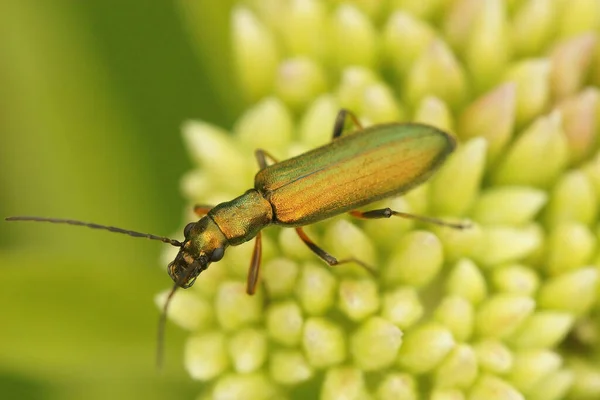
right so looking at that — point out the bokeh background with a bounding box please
[0,1,239,398]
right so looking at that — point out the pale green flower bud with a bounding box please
[405,39,468,110]
[327,5,377,70]
[215,282,263,331]
[376,372,418,400]
[509,311,574,349]
[261,258,299,298]
[298,94,340,147]
[434,344,478,389]
[458,83,516,163]
[545,171,598,229]
[446,259,488,305]
[296,262,337,315]
[472,187,547,226]
[557,0,600,39]
[469,374,524,400]
[382,11,435,75]
[473,224,543,267]
[465,0,510,92]
[323,219,376,270]
[527,369,574,400]
[380,286,424,329]
[155,289,213,331]
[511,0,556,57]
[336,66,378,112]
[475,294,535,338]
[383,230,443,287]
[232,7,279,101]
[338,278,380,321]
[473,339,513,374]
[350,316,403,371]
[397,322,455,373]
[278,226,318,262]
[569,358,600,399]
[582,151,600,198]
[228,328,267,373]
[504,59,551,125]
[235,97,293,154]
[491,264,539,296]
[434,295,474,342]
[432,221,483,264]
[361,82,405,124]
[414,96,454,133]
[431,389,465,400]
[269,350,313,385]
[226,236,273,279]
[275,57,327,111]
[430,137,486,216]
[391,0,448,20]
[550,34,597,100]
[186,331,229,380]
[545,222,596,275]
[443,0,481,51]
[363,198,415,251]
[302,317,346,368]
[558,88,600,165]
[266,300,303,346]
[321,367,368,400]
[508,349,562,394]
[492,111,568,188]
[538,267,599,315]
[212,372,277,400]
[279,0,326,58]
[183,121,249,193]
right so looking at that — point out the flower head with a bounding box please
[158,1,600,398]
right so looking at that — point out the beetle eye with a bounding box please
[210,247,225,262]
[183,222,195,238]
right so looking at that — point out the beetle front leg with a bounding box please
[246,232,263,295]
[255,149,280,170]
[193,205,214,217]
[349,209,470,229]
[294,227,375,274]
[332,109,364,140]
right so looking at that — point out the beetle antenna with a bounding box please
[156,263,198,370]
[5,216,183,247]
[156,281,179,371]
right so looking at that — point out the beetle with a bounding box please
[6,109,468,363]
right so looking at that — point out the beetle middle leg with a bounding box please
[349,209,470,229]
[332,109,364,139]
[294,227,375,274]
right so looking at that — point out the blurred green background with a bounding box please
[0,1,238,398]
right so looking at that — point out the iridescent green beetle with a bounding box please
[7,109,468,363]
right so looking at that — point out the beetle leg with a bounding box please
[193,205,214,217]
[332,109,364,139]
[294,227,375,274]
[246,232,263,295]
[349,209,470,229]
[255,149,280,170]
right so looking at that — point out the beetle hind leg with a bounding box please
[349,208,470,229]
[294,227,375,274]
